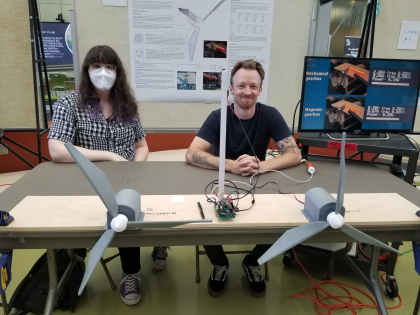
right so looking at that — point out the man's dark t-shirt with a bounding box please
[196,103,291,161]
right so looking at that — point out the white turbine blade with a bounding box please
[126,219,212,230]
[203,0,226,21]
[65,142,118,218]
[335,132,347,214]
[178,8,199,23]
[78,229,115,295]
[188,27,200,61]
[341,224,401,254]
[257,222,330,265]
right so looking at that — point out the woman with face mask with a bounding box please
[48,45,168,306]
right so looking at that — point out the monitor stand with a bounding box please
[325,132,389,141]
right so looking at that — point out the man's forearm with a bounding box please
[260,138,302,171]
[260,151,302,171]
[186,149,220,169]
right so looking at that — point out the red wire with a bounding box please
[0,184,12,186]
[280,191,305,204]
[227,96,241,120]
[291,248,402,314]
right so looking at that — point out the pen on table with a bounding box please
[197,202,205,220]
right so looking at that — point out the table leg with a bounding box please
[405,151,419,185]
[413,285,420,315]
[44,249,58,315]
[386,242,399,276]
[343,246,388,315]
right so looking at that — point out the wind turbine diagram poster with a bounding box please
[128,0,274,103]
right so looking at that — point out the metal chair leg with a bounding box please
[196,246,201,283]
[100,257,117,290]
[264,262,269,281]
[413,285,420,315]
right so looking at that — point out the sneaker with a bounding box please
[242,255,266,297]
[208,264,228,297]
[120,273,141,305]
[152,246,169,270]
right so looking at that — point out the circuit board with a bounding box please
[214,202,236,219]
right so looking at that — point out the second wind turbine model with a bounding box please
[258,132,401,265]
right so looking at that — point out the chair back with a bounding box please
[48,73,69,97]
[49,74,69,90]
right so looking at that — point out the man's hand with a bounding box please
[228,154,261,176]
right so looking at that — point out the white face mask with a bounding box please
[89,67,116,91]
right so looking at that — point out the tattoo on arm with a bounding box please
[282,136,293,143]
[191,150,218,168]
[277,136,299,155]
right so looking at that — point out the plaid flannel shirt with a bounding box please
[48,92,145,161]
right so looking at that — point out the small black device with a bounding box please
[0,211,14,226]
[416,210,420,218]
[197,202,205,220]
[390,164,404,175]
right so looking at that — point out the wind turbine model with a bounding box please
[64,143,212,295]
[178,0,226,61]
[258,132,401,266]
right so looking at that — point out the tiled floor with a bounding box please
[0,150,419,314]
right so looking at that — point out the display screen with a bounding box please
[298,57,420,133]
[41,22,73,66]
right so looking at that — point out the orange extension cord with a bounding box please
[290,248,402,315]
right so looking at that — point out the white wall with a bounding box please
[374,0,420,132]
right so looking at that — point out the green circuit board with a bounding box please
[214,202,236,219]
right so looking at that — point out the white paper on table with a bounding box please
[171,196,185,203]
[103,0,127,6]
[397,21,420,50]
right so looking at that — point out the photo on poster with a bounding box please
[203,41,227,58]
[203,72,222,90]
[177,71,196,90]
[324,96,365,130]
[328,59,370,95]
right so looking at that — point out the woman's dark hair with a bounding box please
[78,45,139,123]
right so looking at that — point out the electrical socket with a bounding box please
[0,144,8,155]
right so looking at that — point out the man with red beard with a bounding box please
[186,60,302,298]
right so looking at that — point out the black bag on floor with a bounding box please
[8,249,86,315]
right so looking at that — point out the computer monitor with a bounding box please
[41,22,73,66]
[298,56,420,134]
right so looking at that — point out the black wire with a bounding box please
[291,100,301,136]
[266,142,283,159]
[204,179,255,211]
[228,101,261,197]
[400,134,420,151]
